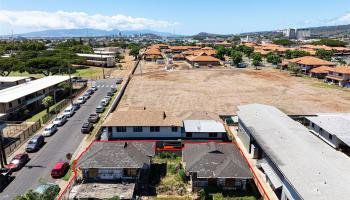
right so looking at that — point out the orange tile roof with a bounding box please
[329,66,350,74]
[182,49,217,56]
[186,53,220,62]
[169,46,201,50]
[310,66,334,74]
[144,48,162,56]
[288,56,335,66]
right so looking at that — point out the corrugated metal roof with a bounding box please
[0,76,70,103]
[183,120,226,133]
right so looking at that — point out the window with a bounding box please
[133,126,143,132]
[209,133,217,138]
[311,123,314,128]
[171,127,178,132]
[116,126,126,132]
[329,134,333,140]
[9,102,12,108]
[108,127,112,133]
[186,132,192,138]
[18,99,21,104]
[150,126,160,132]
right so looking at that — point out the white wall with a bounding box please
[109,126,182,139]
[309,122,341,148]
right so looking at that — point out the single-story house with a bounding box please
[77,141,155,185]
[183,119,226,140]
[183,142,252,192]
[186,52,221,67]
[143,48,163,61]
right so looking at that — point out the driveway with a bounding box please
[0,78,117,199]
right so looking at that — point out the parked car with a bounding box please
[51,161,69,178]
[5,153,29,171]
[34,183,60,197]
[77,96,86,104]
[53,115,67,126]
[96,105,105,113]
[104,96,111,102]
[81,122,93,133]
[106,91,113,97]
[63,106,75,117]
[237,63,247,68]
[100,99,108,107]
[42,123,57,137]
[83,93,90,99]
[110,86,117,93]
[25,135,45,153]
[115,77,123,84]
[88,113,100,123]
[91,85,98,91]
[87,88,94,94]
[72,103,80,111]
[0,168,12,190]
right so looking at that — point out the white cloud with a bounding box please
[328,12,350,25]
[0,10,178,31]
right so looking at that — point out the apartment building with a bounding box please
[326,66,350,87]
[76,53,115,67]
[0,76,28,90]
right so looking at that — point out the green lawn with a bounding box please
[73,67,103,78]
[8,71,44,78]
[62,163,74,181]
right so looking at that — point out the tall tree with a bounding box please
[252,52,262,69]
[42,96,54,113]
[230,50,243,66]
[0,57,19,76]
[266,53,282,65]
[315,49,334,61]
[288,63,301,76]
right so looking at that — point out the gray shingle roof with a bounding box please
[77,142,155,169]
[183,142,252,178]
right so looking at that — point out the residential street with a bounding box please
[0,78,117,200]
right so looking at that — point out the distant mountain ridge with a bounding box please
[2,28,177,38]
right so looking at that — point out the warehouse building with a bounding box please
[236,103,350,200]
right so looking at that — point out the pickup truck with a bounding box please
[0,168,12,190]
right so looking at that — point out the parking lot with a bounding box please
[0,78,117,200]
[118,66,350,116]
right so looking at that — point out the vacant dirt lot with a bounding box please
[118,67,350,116]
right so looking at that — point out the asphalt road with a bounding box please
[1,78,117,199]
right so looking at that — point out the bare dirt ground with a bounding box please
[118,66,350,116]
[110,50,135,78]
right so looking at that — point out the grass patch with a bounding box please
[311,82,350,91]
[153,153,189,196]
[211,193,256,200]
[25,101,62,122]
[156,196,192,200]
[73,67,103,78]
[8,71,44,78]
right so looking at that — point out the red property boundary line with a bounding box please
[57,140,271,200]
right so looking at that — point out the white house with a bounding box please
[183,120,226,139]
[102,110,183,140]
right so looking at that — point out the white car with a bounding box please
[100,99,108,107]
[53,115,67,126]
[42,124,57,137]
[77,96,86,104]
[63,106,75,117]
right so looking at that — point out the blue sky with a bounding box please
[1,0,350,35]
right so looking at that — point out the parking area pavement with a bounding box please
[0,78,117,200]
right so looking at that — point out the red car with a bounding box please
[51,161,69,178]
[5,153,29,171]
